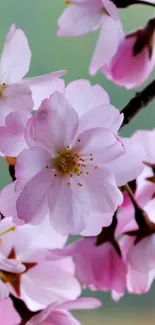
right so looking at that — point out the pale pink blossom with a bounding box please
[0,297,21,325]
[0,217,80,311]
[104,20,155,88]
[58,1,123,75]
[10,83,145,235]
[0,24,65,126]
[27,298,102,325]
[0,81,145,235]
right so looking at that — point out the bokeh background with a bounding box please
[0,1,155,324]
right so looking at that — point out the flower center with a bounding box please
[53,148,80,176]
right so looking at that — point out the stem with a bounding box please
[114,0,155,8]
[131,0,155,8]
[120,79,155,128]
[8,164,16,181]
[125,184,148,228]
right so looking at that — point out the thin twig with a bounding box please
[120,79,155,128]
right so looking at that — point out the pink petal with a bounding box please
[22,258,81,311]
[0,111,29,156]
[127,267,155,294]
[73,127,124,164]
[58,6,102,37]
[58,297,102,310]
[48,178,87,235]
[26,93,79,152]
[72,166,123,213]
[16,169,52,224]
[105,137,146,186]
[0,84,33,126]
[27,309,81,325]
[16,147,50,190]
[0,281,9,300]
[65,79,110,117]
[132,129,155,163]
[23,72,66,110]
[0,258,25,273]
[0,298,21,324]
[127,235,155,272]
[0,25,31,83]
[81,211,112,236]
[90,16,124,75]
[77,104,123,134]
[0,183,19,220]
[102,0,119,20]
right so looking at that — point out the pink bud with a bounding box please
[104,18,155,88]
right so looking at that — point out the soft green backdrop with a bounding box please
[0,1,155,323]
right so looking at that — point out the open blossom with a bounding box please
[7,78,145,235]
[58,1,123,75]
[0,298,21,325]
[104,18,155,88]
[48,238,127,301]
[0,217,80,311]
[27,298,101,325]
[0,24,65,127]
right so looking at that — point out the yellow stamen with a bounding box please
[53,148,80,176]
[0,226,16,238]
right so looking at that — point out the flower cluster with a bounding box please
[1,0,155,323]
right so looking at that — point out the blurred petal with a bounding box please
[0,24,31,83]
[90,16,124,75]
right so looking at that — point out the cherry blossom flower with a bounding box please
[104,18,155,88]
[0,217,80,311]
[0,297,21,325]
[10,82,145,235]
[0,80,145,235]
[58,1,123,76]
[26,298,102,325]
[0,24,65,127]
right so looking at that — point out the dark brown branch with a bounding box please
[113,0,155,8]
[120,79,155,128]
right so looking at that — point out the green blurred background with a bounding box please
[0,1,155,323]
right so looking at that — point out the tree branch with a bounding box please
[120,79,155,128]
